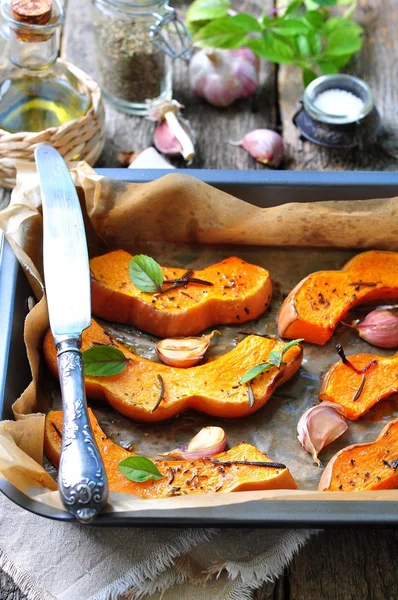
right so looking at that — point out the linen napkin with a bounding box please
[0,492,317,600]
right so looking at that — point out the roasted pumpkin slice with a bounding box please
[319,419,398,491]
[43,319,303,422]
[45,409,298,497]
[90,250,272,337]
[319,352,398,420]
[278,251,398,345]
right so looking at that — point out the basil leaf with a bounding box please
[281,338,304,357]
[324,29,362,56]
[118,456,164,483]
[230,13,262,33]
[284,0,303,16]
[194,18,247,48]
[129,255,163,293]
[322,17,363,37]
[303,67,318,87]
[247,32,294,63]
[308,32,322,55]
[317,60,339,74]
[311,0,337,5]
[272,18,310,37]
[294,34,311,58]
[186,0,231,22]
[305,11,324,29]
[240,362,274,384]
[83,346,128,377]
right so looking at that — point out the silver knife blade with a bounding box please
[35,145,91,336]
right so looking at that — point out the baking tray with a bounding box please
[1,169,398,527]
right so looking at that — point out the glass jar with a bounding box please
[91,0,190,115]
[0,0,91,133]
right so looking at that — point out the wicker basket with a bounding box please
[0,60,105,188]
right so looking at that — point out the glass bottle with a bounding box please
[91,0,191,116]
[0,0,91,133]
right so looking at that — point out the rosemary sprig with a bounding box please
[352,374,366,402]
[240,338,303,384]
[209,458,286,469]
[151,374,165,413]
[336,344,377,375]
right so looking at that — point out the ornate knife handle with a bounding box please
[55,335,109,523]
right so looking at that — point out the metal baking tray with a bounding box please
[1,169,398,527]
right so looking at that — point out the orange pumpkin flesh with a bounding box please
[43,320,303,422]
[319,419,398,491]
[90,251,272,338]
[319,352,398,420]
[45,409,298,497]
[277,251,398,345]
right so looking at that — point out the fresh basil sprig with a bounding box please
[240,338,303,384]
[83,346,129,377]
[129,255,164,293]
[118,456,165,483]
[186,0,363,85]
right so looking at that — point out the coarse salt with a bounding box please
[313,88,365,120]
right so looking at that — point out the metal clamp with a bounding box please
[150,6,192,61]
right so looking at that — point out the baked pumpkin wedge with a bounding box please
[319,419,398,491]
[45,409,298,497]
[43,319,303,422]
[277,251,398,345]
[90,250,272,337]
[319,351,398,420]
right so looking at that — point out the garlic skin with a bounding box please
[156,331,219,368]
[297,402,348,466]
[147,99,196,161]
[354,309,398,348]
[158,426,227,460]
[231,129,284,167]
[189,48,259,107]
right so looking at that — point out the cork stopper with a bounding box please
[11,0,53,42]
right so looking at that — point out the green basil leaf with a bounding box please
[324,29,362,56]
[284,0,303,16]
[281,338,304,357]
[129,255,163,293]
[83,346,128,377]
[317,60,339,74]
[186,0,231,22]
[118,456,165,483]
[330,53,354,68]
[304,11,324,29]
[311,0,337,5]
[303,67,318,86]
[230,13,262,33]
[308,31,322,55]
[194,18,247,48]
[321,17,363,37]
[247,32,294,63]
[240,362,274,384]
[294,34,311,59]
[272,18,310,37]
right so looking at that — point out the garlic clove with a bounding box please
[153,121,183,157]
[158,426,227,460]
[297,402,348,466]
[147,99,196,161]
[231,129,284,167]
[156,331,219,368]
[354,308,398,348]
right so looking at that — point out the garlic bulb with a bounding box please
[231,129,284,167]
[354,308,398,348]
[189,47,259,107]
[156,331,220,368]
[158,426,227,460]
[297,402,348,466]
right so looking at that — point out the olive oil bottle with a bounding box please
[0,0,90,133]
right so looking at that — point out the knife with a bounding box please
[35,145,108,523]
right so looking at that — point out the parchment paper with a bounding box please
[0,162,397,512]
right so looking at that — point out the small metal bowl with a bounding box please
[293,74,381,148]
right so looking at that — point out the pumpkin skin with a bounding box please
[45,409,298,498]
[90,250,272,338]
[319,351,398,420]
[43,319,303,422]
[319,419,398,491]
[277,251,398,345]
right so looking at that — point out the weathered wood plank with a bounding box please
[287,529,398,600]
[62,0,278,169]
[278,0,398,170]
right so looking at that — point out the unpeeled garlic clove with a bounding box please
[230,129,284,167]
[354,308,398,348]
[156,331,219,368]
[147,99,196,161]
[158,426,227,460]
[297,402,348,466]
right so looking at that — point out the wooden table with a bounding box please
[1,0,398,598]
